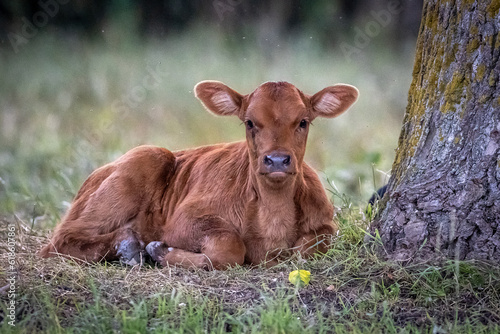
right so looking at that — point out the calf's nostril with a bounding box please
[283,155,291,166]
[264,156,273,166]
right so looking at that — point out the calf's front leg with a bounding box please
[147,215,246,270]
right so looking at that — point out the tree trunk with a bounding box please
[370,0,500,262]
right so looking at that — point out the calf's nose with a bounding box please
[263,153,292,173]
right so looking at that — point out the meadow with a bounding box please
[0,25,409,220]
[2,27,499,333]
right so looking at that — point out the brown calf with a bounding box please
[40,80,358,269]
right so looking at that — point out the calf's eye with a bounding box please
[246,120,254,130]
[299,119,308,129]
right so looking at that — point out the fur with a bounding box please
[40,80,359,269]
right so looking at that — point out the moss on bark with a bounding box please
[370,0,500,263]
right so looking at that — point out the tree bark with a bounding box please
[370,0,500,262]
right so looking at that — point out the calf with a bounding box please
[40,80,358,269]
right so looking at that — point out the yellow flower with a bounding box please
[288,270,311,287]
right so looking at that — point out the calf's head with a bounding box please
[195,81,358,188]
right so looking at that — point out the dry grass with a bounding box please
[2,209,500,333]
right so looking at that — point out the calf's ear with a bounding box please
[194,81,243,116]
[311,84,359,118]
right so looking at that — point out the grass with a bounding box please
[1,206,500,333]
[0,24,407,222]
[2,26,500,333]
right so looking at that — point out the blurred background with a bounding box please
[0,0,423,224]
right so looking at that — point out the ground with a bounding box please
[1,205,500,333]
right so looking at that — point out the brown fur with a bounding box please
[40,80,359,269]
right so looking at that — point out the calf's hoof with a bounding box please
[146,241,171,264]
[115,238,146,266]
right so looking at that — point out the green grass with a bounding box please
[0,24,408,221]
[2,26,499,333]
[1,207,500,333]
